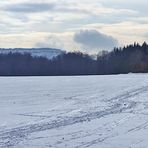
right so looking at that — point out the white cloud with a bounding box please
[0,0,147,51]
[74,30,118,51]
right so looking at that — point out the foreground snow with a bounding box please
[0,74,148,147]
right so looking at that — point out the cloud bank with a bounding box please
[74,30,118,51]
[5,3,55,13]
[0,0,147,51]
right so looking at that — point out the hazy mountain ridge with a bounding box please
[0,48,64,59]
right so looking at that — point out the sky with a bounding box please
[0,0,148,53]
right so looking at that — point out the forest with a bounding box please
[0,42,148,76]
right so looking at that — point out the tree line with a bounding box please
[0,42,148,76]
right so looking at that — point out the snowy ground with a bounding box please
[1,74,148,148]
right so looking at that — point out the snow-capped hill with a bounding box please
[0,48,64,59]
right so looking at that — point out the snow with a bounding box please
[1,74,148,147]
[0,48,63,59]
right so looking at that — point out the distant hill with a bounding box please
[0,48,64,59]
[0,42,148,76]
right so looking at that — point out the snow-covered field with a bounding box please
[1,74,148,148]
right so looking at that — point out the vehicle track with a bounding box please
[0,85,148,147]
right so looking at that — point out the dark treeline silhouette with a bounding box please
[97,42,148,74]
[0,42,148,76]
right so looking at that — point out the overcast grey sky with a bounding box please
[0,0,148,52]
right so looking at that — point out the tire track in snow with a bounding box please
[0,85,148,147]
